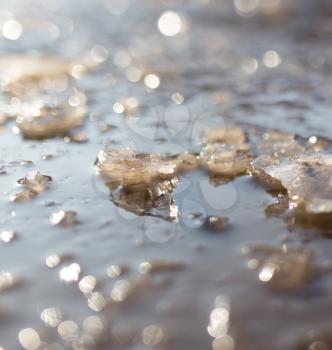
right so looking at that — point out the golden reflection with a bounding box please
[144,74,160,89]
[0,271,14,292]
[138,262,152,274]
[41,307,63,327]
[262,50,282,68]
[207,307,230,338]
[2,19,23,40]
[0,230,16,243]
[79,275,97,294]
[106,264,123,278]
[18,328,41,350]
[82,315,105,336]
[207,295,233,347]
[110,279,132,302]
[212,335,235,350]
[90,45,109,63]
[57,320,79,341]
[241,57,258,74]
[87,292,108,312]
[45,254,61,268]
[142,324,165,346]
[59,263,81,283]
[234,0,259,17]
[50,210,78,227]
[158,11,183,37]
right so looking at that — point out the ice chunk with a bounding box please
[96,148,180,186]
[107,179,179,222]
[11,171,52,202]
[50,210,78,227]
[244,244,313,290]
[263,153,332,214]
[17,171,52,192]
[250,137,306,190]
[200,143,251,177]
[0,54,69,86]
[96,148,184,221]
[175,152,200,171]
[202,126,246,145]
[16,104,85,139]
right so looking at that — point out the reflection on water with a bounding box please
[1,0,332,349]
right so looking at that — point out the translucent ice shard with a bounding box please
[250,129,304,177]
[249,129,308,189]
[107,179,179,222]
[11,171,52,202]
[16,103,86,139]
[96,147,180,186]
[175,152,200,171]
[244,244,313,290]
[96,147,182,221]
[200,125,251,178]
[50,210,78,227]
[0,54,70,87]
[202,126,246,145]
[262,153,332,214]
[17,171,52,192]
[200,143,251,177]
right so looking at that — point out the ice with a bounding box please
[18,171,52,191]
[11,171,52,202]
[96,148,180,186]
[244,244,313,290]
[249,129,308,189]
[107,179,179,222]
[176,152,200,171]
[200,143,251,177]
[263,153,332,214]
[50,210,78,227]
[200,125,251,177]
[16,104,86,139]
[0,54,69,87]
[202,126,246,145]
[96,148,183,221]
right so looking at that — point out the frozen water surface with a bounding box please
[1,0,332,349]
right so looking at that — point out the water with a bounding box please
[1,1,332,349]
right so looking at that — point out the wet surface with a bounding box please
[1,0,332,349]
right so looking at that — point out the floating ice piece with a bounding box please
[250,133,307,190]
[96,148,184,221]
[108,179,179,222]
[202,126,246,145]
[18,171,52,191]
[50,210,78,227]
[11,171,52,202]
[0,54,70,86]
[263,153,332,214]
[96,148,180,186]
[175,152,200,171]
[200,143,251,177]
[16,104,85,139]
[244,244,313,290]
